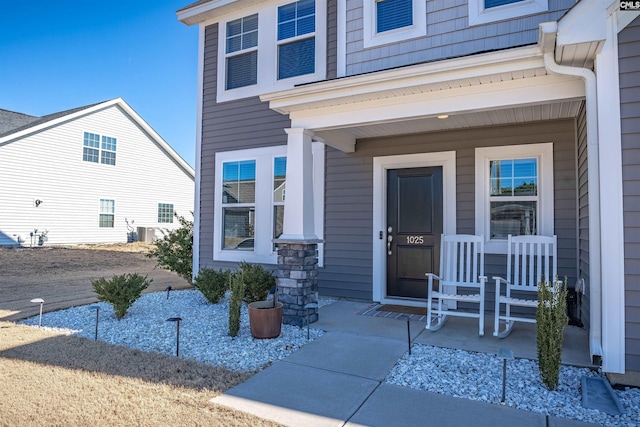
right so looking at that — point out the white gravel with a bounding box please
[20,290,640,426]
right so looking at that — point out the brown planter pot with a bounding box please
[248,301,283,339]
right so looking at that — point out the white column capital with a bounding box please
[284,127,315,138]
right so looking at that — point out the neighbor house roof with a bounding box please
[0,98,194,180]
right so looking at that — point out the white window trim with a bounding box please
[213,144,325,265]
[99,198,115,229]
[475,143,554,254]
[468,0,548,27]
[216,0,327,103]
[363,0,426,49]
[372,151,456,306]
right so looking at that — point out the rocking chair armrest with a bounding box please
[478,275,488,284]
[425,273,441,281]
[493,276,508,284]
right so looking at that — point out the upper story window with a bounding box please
[216,0,326,103]
[83,132,117,166]
[277,0,315,80]
[376,0,412,33]
[468,0,548,26]
[225,14,258,90]
[363,0,426,48]
[475,143,554,254]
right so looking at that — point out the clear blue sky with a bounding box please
[0,1,199,167]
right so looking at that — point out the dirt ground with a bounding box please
[0,242,192,321]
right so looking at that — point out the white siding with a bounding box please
[0,104,194,246]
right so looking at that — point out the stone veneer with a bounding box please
[275,240,319,327]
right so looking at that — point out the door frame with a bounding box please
[372,151,457,307]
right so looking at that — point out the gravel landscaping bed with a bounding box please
[20,290,639,426]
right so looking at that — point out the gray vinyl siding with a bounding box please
[344,0,577,75]
[321,120,578,303]
[620,16,640,372]
[198,23,291,271]
[576,102,590,330]
[327,0,338,79]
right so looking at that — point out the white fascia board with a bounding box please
[289,74,585,131]
[261,45,544,113]
[178,0,269,26]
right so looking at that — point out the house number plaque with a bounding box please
[406,236,424,245]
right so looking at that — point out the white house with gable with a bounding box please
[0,98,195,246]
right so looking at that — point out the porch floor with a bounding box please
[318,299,595,369]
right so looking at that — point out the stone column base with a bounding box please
[275,240,320,327]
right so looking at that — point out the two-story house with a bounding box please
[0,98,195,246]
[178,0,640,382]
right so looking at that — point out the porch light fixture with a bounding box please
[30,298,44,327]
[436,114,449,119]
[88,305,100,340]
[166,317,182,357]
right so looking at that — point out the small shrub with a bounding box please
[91,273,152,320]
[148,213,193,284]
[236,261,275,304]
[228,273,244,337]
[194,268,230,304]
[536,278,569,390]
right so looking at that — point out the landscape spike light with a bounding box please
[166,317,182,357]
[303,303,318,340]
[165,286,172,300]
[88,305,100,340]
[30,298,44,327]
[498,347,514,403]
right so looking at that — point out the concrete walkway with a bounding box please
[212,300,598,427]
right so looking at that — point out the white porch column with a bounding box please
[280,128,318,241]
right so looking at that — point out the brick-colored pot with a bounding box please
[248,301,283,339]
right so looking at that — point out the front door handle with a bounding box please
[387,226,393,255]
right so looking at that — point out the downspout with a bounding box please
[539,22,603,361]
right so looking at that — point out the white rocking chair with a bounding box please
[493,234,557,338]
[426,234,487,336]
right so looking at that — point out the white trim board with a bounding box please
[372,151,456,307]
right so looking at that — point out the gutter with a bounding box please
[539,22,603,362]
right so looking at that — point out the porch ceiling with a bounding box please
[315,100,584,141]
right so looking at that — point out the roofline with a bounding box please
[0,98,195,180]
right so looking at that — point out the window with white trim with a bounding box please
[158,203,174,223]
[468,0,548,26]
[83,132,117,166]
[277,0,315,80]
[475,143,554,254]
[214,145,324,264]
[225,14,258,90]
[99,199,115,228]
[363,0,426,48]
[216,0,327,102]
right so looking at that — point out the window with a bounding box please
[475,143,553,254]
[158,203,174,223]
[83,132,117,166]
[222,160,256,250]
[376,0,412,33]
[226,14,258,90]
[468,0,548,26]
[277,0,315,80]
[363,0,426,48]
[216,0,327,102]
[213,144,324,264]
[83,132,100,163]
[101,136,117,165]
[273,157,286,245]
[99,199,115,228]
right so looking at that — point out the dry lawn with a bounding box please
[0,244,283,426]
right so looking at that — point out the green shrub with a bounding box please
[228,273,244,337]
[236,261,275,304]
[91,273,152,320]
[536,278,568,390]
[148,213,193,284]
[194,268,230,304]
